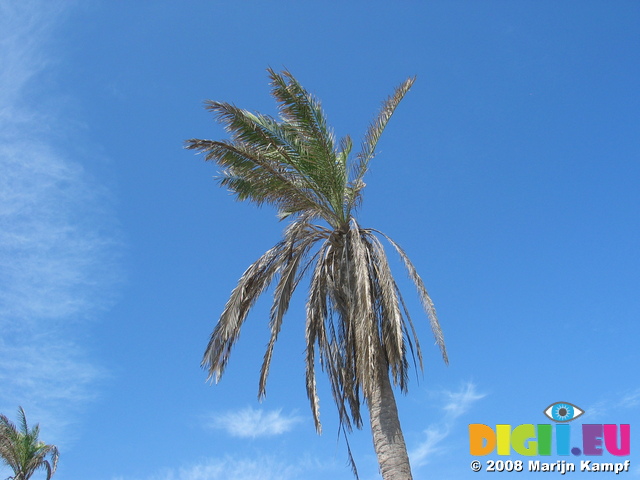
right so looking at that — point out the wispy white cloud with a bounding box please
[0,340,108,444]
[410,382,485,466]
[208,407,302,439]
[0,141,120,326]
[0,0,121,445]
[617,389,640,409]
[0,1,64,110]
[150,456,299,480]
[587,387,640,420]
[112,454,334,480]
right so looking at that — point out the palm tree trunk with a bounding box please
[367,354,413,480]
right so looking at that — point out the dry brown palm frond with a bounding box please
[372,229,448,364]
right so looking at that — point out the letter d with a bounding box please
[469,424,496,455]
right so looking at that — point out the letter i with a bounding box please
[537,424,552,455]
[496,425,511,455]
[556,424,570,455]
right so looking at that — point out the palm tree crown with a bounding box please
[0,407,59,480]
[186,69,447,479]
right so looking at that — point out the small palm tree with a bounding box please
[0,407,59,480]
[186,69,447,480]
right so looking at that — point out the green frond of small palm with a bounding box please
[0,407,59,480]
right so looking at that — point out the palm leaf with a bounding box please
[348,77,416,213]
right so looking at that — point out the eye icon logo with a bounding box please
[543,402,584,422]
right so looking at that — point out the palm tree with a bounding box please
[0,407,59,480]
[186,68,447,480]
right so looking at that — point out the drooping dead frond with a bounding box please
[202,242,287,382]
[259,216,329,398]
[372,229,448,364]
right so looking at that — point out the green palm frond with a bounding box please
[186,116,336,222]
[186,69,350,227]
[268,68,338,174]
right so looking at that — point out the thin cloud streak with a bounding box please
[149,456,300,480]
[0,339,108,444]
[618,389,640,409]
[0,1,63,109]
[112,454,334,480]
[0,0,121,444]
[410,382,485,467]
[0,141,120,326]
[208,407,302,438]
[588,387,640,420]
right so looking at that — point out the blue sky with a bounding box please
[1,1,639,479]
